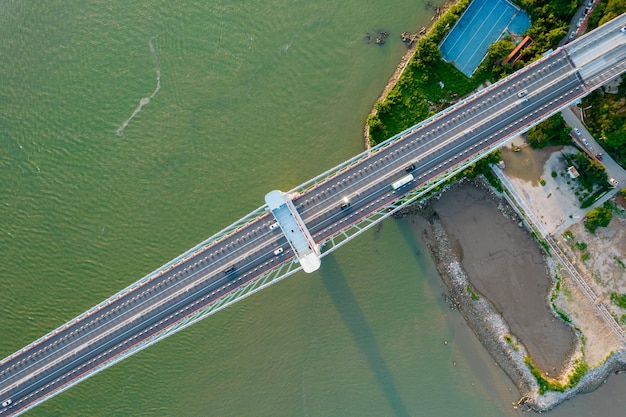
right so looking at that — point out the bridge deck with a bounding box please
[2,13,626,417]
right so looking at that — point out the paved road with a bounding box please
[1,13,626,417]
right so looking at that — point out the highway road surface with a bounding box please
[2,13,625,416]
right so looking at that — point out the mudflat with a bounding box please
[430,182,576,375]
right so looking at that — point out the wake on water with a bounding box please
[115,37,161,136]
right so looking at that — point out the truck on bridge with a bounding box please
[391,173,414,190]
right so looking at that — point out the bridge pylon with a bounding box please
[265,190,320,272]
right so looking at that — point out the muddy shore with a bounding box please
[397,179,626,412]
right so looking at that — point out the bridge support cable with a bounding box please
[3,17,626,415]
[318,75,602,257]
[7,257,304,417]
[0,204,276,371]
[320,140,502,256]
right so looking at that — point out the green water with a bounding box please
[3,0,612,415]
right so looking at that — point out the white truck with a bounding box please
[391,173,414,190]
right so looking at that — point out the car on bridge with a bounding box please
[1,399,12,408]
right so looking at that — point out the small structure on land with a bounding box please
[503,35,534,65]
[567,166,580,179]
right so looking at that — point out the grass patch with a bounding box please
[610,292,626,309]
[466,285,480,301]
[580,186,610,209]
[367,0,477,144]
[550,275,571,323]
[574,241,587,251]
[525,357,588,395]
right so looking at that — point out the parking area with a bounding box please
[439,0,530,77]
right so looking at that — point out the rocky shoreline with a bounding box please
[397,178,626,412]
[362,1,451,149]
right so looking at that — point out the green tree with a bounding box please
[584,206,612,233]
[527,113,571,148]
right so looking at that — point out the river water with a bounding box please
[1,0,624,415]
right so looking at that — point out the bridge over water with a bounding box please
[2,13,626,416]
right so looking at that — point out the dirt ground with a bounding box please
[499,137,626,368]
[429,182,577,375]
[561,211,626,360]
[500,138,588,237]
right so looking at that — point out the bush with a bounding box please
[527,114,572,148]
[610,292,626,309]
[584,205,612,233]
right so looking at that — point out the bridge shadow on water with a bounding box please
[319,255,410,417]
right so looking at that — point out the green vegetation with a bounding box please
[580,252,590,262]
[525,356,588,395]
[368,0,581,145]
[515,0,578,63]
[581,80,626,169]
[610,292,626,309]
[587,0,626,30]
[466,284,480,301]
[550,274,572,322]
[563,230,574,241]
[551,170,557,178]
[584,204,613,233]
[527,114,572,148]
[615,257,626,269]
[539,238,550,254]
[367,0,476,144]
[563,152,608,190]
[580,187,609,209]
[504,334,513,344]
[573,241,587,251]
[582,0,626,169]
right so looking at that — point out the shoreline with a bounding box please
[397,178,626,412]
[362,1,453,150]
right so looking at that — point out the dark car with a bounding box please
[224,265,236,275]
[405,164,415,172]
[595,153,603,160]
